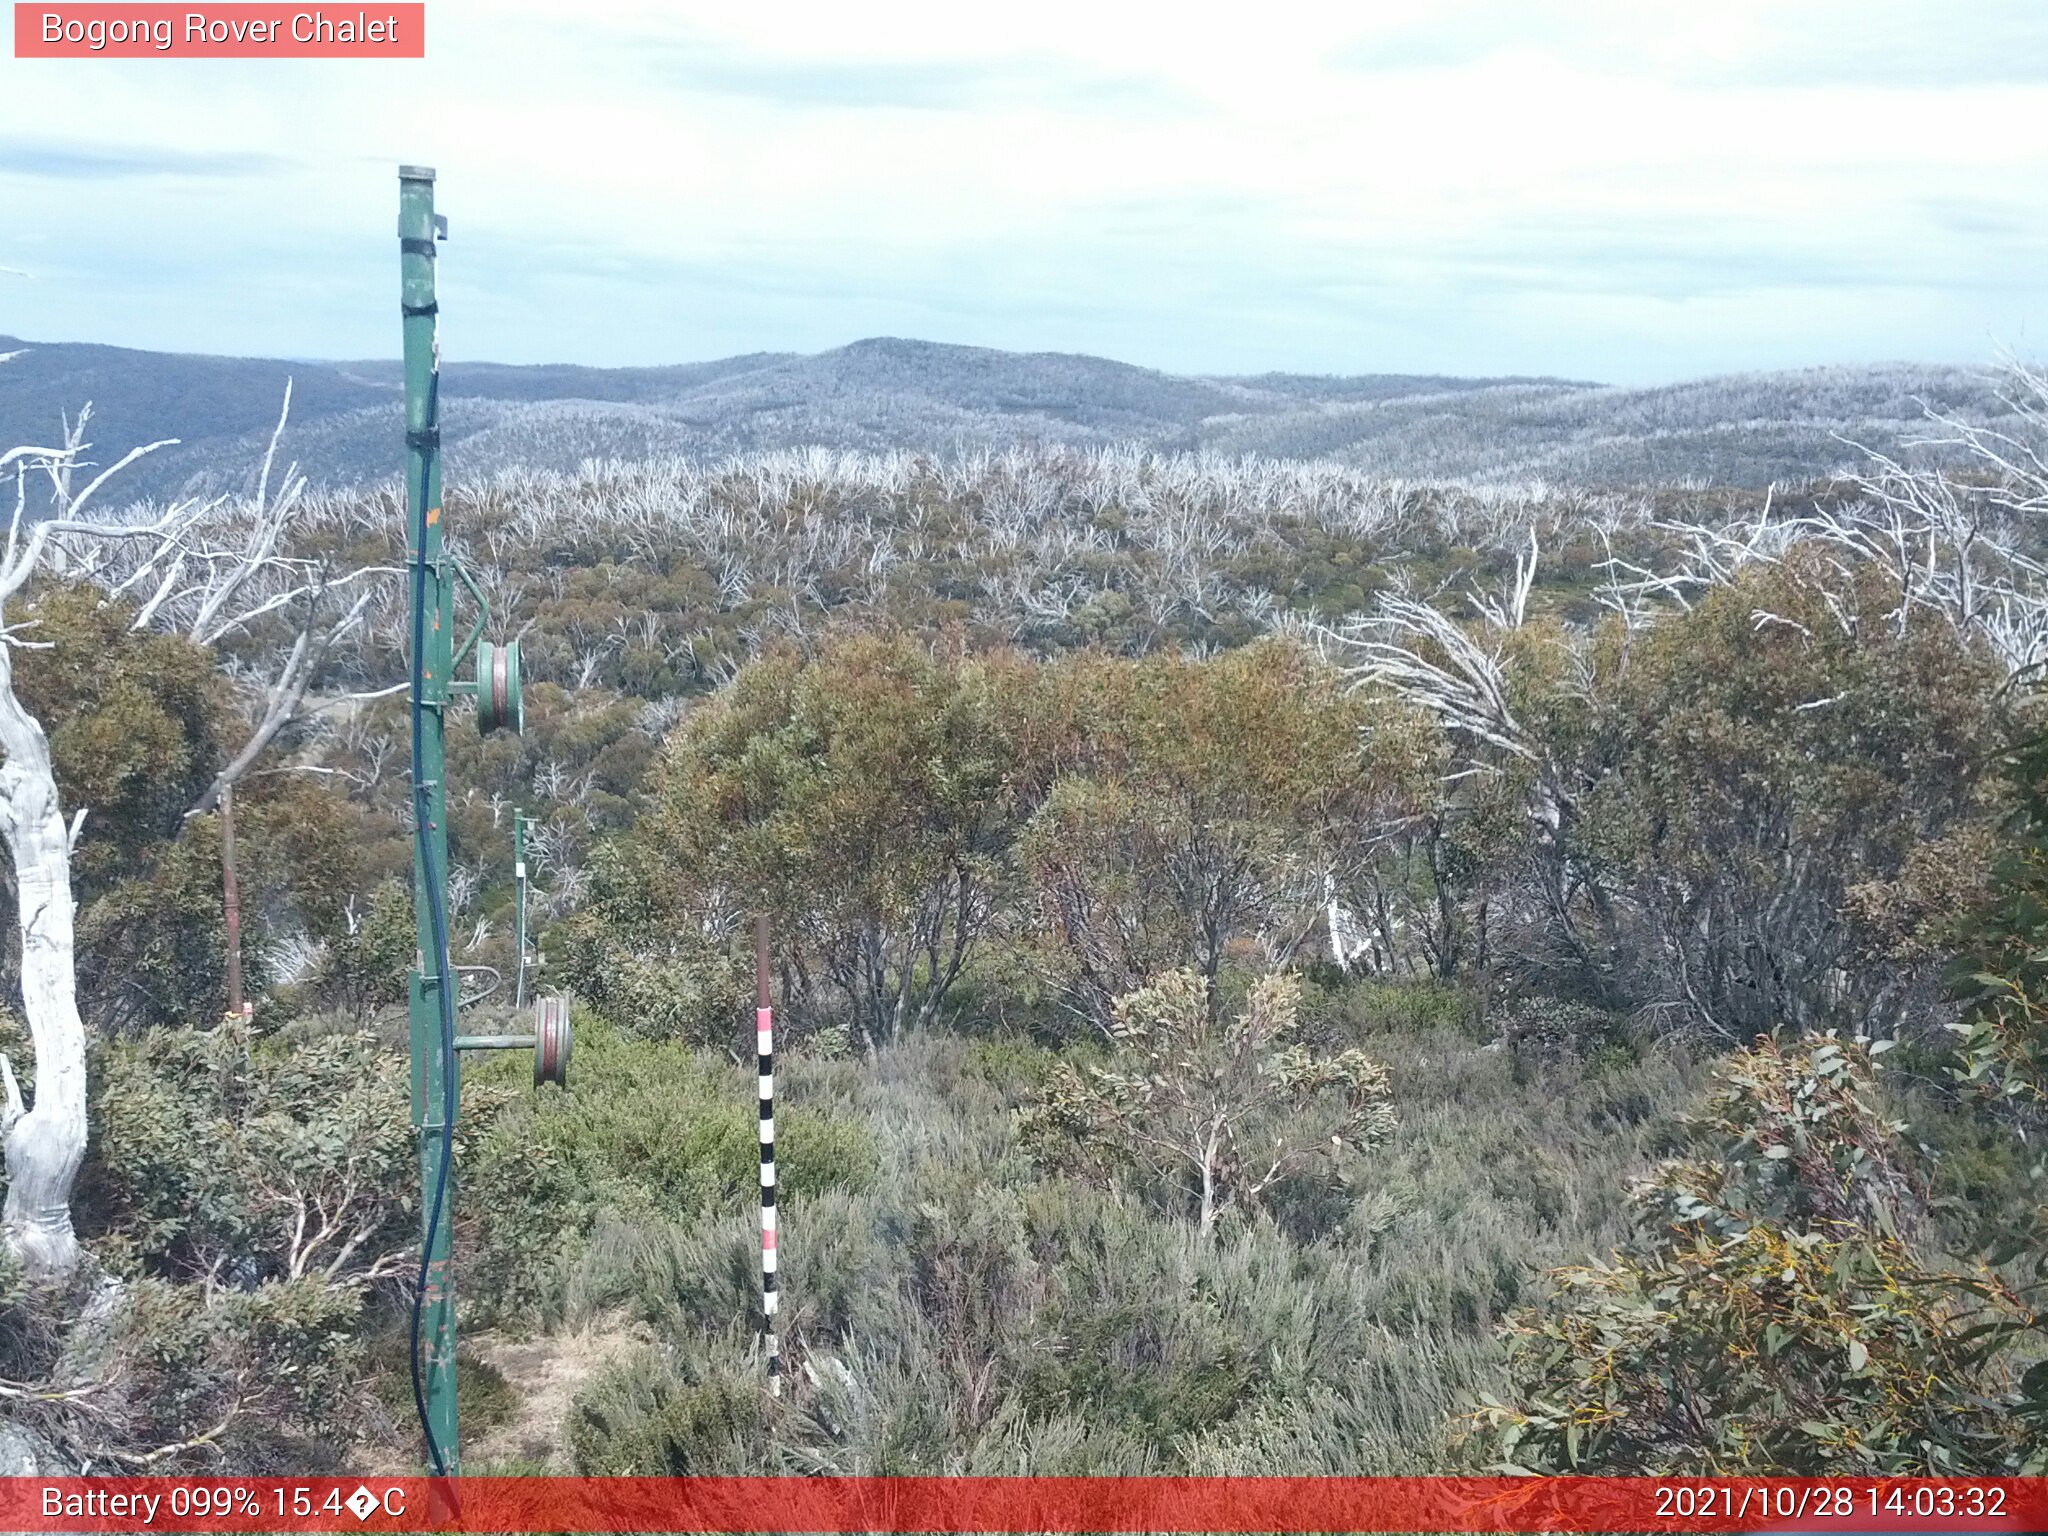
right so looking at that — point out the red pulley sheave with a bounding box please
[534,994,572,1087]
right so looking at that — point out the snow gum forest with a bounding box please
[1,346,2046,1477]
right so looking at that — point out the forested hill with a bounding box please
[0,331,2008,502]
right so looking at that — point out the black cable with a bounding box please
[405,360,459,1482]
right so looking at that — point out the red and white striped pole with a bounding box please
[755,914,781,1396]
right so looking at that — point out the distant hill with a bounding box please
[0,333,2009,503]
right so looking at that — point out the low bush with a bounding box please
[558,1013,1701,1475]
[1471,1037,2040,1474]
[465,1012,879,1319]
[83,1019,414,1290]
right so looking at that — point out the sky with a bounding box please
[1,0,2043,384]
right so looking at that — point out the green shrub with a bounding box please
[1302,977,1474,1042]
[368,1342,519,1437]
[83,1019,413,1289]
[0,1240,50,1386]
[1020,969,1392,1233]
[551,839,748,1045]
[309,879,415,1025]
[465,1015,878,1316]
[567,1347,765,1474]
[2,1015,419,1470]
[214,1276,371,1442]
[1493,994,1633,1063]
[17,1273,372,1471]
[1470,1037,2038,1474]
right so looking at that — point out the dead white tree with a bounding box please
[1319,359,2048,1033]
[1321,535,1562,832]
[1,421,192,1278]
[1621,363,2048,683]
[75,385,405,816]
[1824,364,2048,679]
[1,383,396,1277]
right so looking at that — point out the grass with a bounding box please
[471,980,1708,1474]
[365,1340,520,1439]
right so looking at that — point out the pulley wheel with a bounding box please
[534,994,572,1088]
[476,638,524,735]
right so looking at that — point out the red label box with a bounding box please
[4,1476,2048,1533]
[13,3,425,56]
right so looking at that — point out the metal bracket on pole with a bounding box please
[449,557,490,677]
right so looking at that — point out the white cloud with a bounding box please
[0,0,2040,382]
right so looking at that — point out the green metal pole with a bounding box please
[513,809,528,1011]
[400,163,460,1477]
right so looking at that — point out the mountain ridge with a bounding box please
[0,332,2005,500]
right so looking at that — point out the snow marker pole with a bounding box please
[756,913,781,1396]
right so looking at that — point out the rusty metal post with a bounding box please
[220,781,243,1018]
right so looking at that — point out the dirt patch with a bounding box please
[462,1318,650,1471]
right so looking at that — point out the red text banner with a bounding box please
[14,4,424,57]
[4,1476,2048,1533]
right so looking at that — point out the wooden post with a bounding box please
[221,781,244,1018]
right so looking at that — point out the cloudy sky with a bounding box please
[1,0,2042,382]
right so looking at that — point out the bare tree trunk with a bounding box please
[1197,1125,1220,1235]
[0,643,86,1280]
